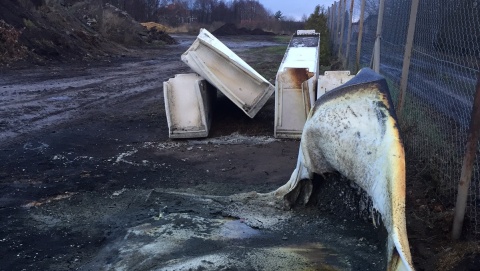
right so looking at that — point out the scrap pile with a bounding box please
[163,29,415,270]
[164,28,275,138]
[164,29,354,139]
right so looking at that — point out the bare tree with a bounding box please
[144,0,160,21]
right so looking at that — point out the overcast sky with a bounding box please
[259,0,337,21]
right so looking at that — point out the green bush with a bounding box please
[305,5,331,66]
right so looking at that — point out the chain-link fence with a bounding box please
[328,0,480,239]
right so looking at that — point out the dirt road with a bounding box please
[0,35,388,270]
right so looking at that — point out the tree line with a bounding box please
[103,0,292,27]
[102,0,331,52]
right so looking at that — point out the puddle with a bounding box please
[172,34,281,52]
[221,40,282,51]
[23,141,49,151]
[15,187,385,271]
[79,192,372,271]
[218,219,260,239]
[155,245,342,271]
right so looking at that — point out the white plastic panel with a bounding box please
[275,31,320,139]
[317,71,355,99]
[274,68,315,139]
[296,30,317,35]
[279,47,318,73]
[164,73,215,139]
[181,28,274,118]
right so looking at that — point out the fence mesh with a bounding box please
[328,0,480,238]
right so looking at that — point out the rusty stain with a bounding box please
[279,68,312,89]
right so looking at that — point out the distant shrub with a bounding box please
[23,18,37,29]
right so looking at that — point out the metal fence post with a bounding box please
[338,0,346,59]
[372,0,385,73]
[345,0,355,69]
[397,0,420,119]
[355,0,366,73]
[452,73,480,240]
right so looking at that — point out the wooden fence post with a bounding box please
[452,73,480,240]
[397,0,420,118]
[328,4,333,41]
[331,3,336,42]
[327,7,331,31]
[336,1,341,47]
[355,0,366,72]
[372,0,385,73]
[345,0,355,69]
[338,0,346,59]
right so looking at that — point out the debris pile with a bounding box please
[164,28,274,138]
[162,28,415,270]
[141,22,171,33]
[163,29,355,140]
[212,23,275,36]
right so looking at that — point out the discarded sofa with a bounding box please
[274,30,320,139]
[164,73,216,139]
[272,68,415,271]
[181,28,274,118]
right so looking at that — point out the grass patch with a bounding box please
[383,76,464,201]
[238,44,288,83]
[398,87,464,199]
[251,45,288,55]
[273,35,291,43]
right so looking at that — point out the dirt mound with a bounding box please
[141,22,171,33]
[102,3,163,45]
[141,22,176,45]
[146,28,177,45]
[212,23,275,36]
[0,0,176,64]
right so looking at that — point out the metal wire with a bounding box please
[329,0,480,238]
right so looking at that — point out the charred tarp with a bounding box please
[273,68,415,271]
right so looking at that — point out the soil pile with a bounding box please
[0,0,176,64]
[141,22,171,33]
[141,22,176,45]
[213,23,275,36]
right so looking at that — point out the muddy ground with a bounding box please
[0,35,476,270]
